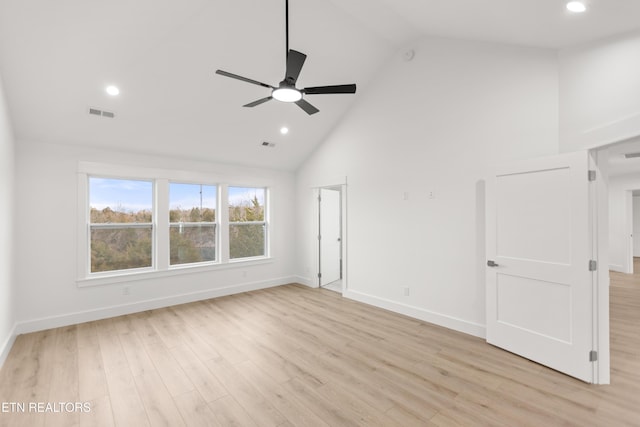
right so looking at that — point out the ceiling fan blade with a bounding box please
[215,69,274,89]
[285,50,307,84]
[295,99,319,115]
[243,97,273,108]
[304,84,357,95]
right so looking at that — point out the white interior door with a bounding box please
[632,196,640,262]
[320,188,341,286]
[486,150,595,383]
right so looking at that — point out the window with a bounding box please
[89,177,153,273]
[229,187,267,259]
[169,183,217,265]
[78,163,272,284]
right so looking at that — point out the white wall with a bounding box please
[296,36,559,337]
[608,173,640,272]
[0,73,16,366]
[14,141,296,332]
[560,31,640,152]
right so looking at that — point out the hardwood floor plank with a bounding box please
[236,360,330,427]
[207,395,257,427]
[173,390,222,427]
[134,370,186,427]
[143,341,194,398]
[79,396,114,427]
[96,319,150,427]
[205,358,286,427]
[77,326,109,403]
[169,345,227,403]
[2,276,640,426]
[117,329,156,378]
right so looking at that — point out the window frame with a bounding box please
[228,186,269,261]
[86,175,156,276]
[168,181,219,268]
[76,162,272,287]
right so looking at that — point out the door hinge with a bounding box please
[589,260,597,271]
[588,170,596,181]
[318,235,321,241]
[318,273,322,279]
[589,350,598,362]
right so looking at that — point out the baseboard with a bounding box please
[609,264,626,273]
[293,275,316,288]
[0,323,17,370]
[15,276,296,335]
[343,289,486,339]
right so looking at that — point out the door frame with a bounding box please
[312,183,348,292]
[592,149,609,384]
[318,186,342,287]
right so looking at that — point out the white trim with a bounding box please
[344,289,486,338]
[77,257,275,287]
[16,277,296,335]
[0,323,17,370]
[563,112,640,153]
[293,275,315,287]
[594,147,611,385]
[609,264,625,273]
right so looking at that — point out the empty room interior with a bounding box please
[1,0,640,425]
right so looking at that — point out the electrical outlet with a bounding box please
[428,191,435,199]
[403,287,410,296]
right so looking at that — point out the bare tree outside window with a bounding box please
[228,187,266,259]
[89,177,153,273]
[169,183,217,265]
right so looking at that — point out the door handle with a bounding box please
[487,260,499,267]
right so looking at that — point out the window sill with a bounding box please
[76,257,274,288]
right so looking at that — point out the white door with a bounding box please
[632,196,640,260]
[486,150,594,383]
[320,188,341,286]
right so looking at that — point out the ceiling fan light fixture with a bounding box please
[272,87,302,103]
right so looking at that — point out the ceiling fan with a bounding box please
[215,0,356,115]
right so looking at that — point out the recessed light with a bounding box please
[280,126,289,135]
[105,85,120,96]
[566,1,587,13]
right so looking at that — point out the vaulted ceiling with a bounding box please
[1,0,639,170]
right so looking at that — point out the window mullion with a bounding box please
[156,179,169,271]
[220,184,230,263]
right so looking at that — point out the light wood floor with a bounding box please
[0,277,639,426]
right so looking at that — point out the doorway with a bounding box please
[591,136,640,385]
[632,192,640,273]
[318,187,342,293]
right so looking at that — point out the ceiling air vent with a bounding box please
[624,153,640,159]
[261,141,276,148]
[88,107,115,119]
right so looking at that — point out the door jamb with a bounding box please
[593,148,610,384]
[312,183,347,292]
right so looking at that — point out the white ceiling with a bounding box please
[1,0,640,171]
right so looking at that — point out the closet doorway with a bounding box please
[319,187,342,293]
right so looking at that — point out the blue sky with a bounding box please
[89,178,263,213]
